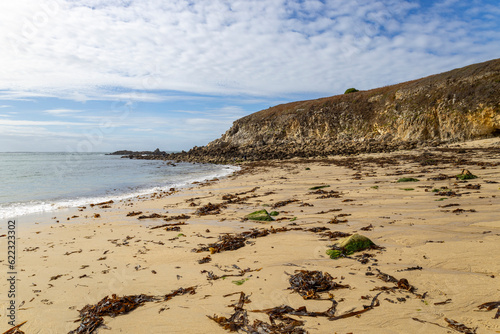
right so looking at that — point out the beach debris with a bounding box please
[197,255,212,264]
[69,294,157,334]
[194,227,299,254]
[64,249,83,256]
[195,202,226,215]
[456,169,478,180]
[245,209,274,222]
[428,174,450,181]
[326,234,377,259]
[93,213,100,218]
[445,318,477,334]
[209,292,307,333]
[320,231,352,240]
[271,199,299,209]
[397,177,420,182]
[477,301,500,319]
[163,214,190,221]
[315,208,342,214]
[464,183,481,189]
[137,213,165,219]
[69,287,197,334]
[439,203,460,208]
[164,286,197,301]
[126,211,142,217]
[150,221,187,230]
[309,185,330,190]
[232,278,249,285]
[202,267,262,281]
[269,211,280,216]
[327,217,348,224]
[288,270,349,299]
[2,321,27,334]
[434,299,452,305]
[360,224,374,231]
[435,190,461,197]
[397,266,423,272]
[307,226,330,233]
[452,208,476,214]
[90,200,114,207]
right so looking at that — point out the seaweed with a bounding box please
[477,301,500,319]
[309,185,330,190]
[272,199,299,209]
[137,213,165,219]
[307,226,330,233]
[245,209,274,222]
[126,211,143,217]
[445,318,477,334]
[164,286,197,301]
[208,292,307,333]
[2,321,27,334]
[202,268,262,281]
[69,294,158,334]
[150,222,187,230]
[163,214,190,221]
[397,177,420,182]
[319,231,351,240]
[207,292,250,332]
[193,227,300,254]
[69,287,196,333]
[326,234,379,259]
[197,255,212,264]
[195,202,226,216]
[288,270,349,299]
[456,169,478,180]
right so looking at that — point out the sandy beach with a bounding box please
[1,138,500,334]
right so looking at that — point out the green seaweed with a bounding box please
[397,177,420,182]
[269,211,279,216]
[245,209,274,222]
[371,186,379,189]
[327,234,375,259]
[232,278,249,285]
[456,169,478,180]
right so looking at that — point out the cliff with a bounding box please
[132,58,500,163]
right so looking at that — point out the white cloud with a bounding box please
[44,108,83,115]
[0,119,92,126]
[0,0,497,101]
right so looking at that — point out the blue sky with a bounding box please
[0,0,499,152]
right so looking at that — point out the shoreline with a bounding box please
[0,163,240,223]
[1,139,500,333]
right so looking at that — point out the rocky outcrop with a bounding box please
[130,58,500,163]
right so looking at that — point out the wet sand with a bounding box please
[1,138,500,333]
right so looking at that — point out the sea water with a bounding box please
[0,152,238,219]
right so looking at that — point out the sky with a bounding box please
[0,0,499,152]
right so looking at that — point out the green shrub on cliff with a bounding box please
[344,88,359,94]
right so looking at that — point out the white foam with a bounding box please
[0,164,239,219]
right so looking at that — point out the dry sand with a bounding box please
[1,139,500,334]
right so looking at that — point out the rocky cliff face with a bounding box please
[210,58,500,151]
[132,59,500,163]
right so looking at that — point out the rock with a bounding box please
[245,209,274,222]
[326,233,375,259]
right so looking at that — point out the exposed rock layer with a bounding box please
[129,58,500,163]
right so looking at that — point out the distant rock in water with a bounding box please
[108,148,166,156]
[134,58,500,163]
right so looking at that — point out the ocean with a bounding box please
[0,152,238,219]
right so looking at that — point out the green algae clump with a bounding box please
[245,209,274,222]
[327,234,375,259]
